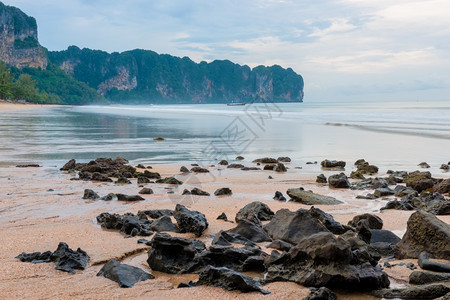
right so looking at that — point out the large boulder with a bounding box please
[409,271,450,285]
[147,233,205,274]
[287,188,343,205]
[267,232,390,290]
[227,220,272,242]
[434,178,450,194]
[328,173,351,188]
[235,201,274,225]
[348,214,383,230]
[394,210,450,259]
[309,206,346,234]
[404,171,435,192]
[264,209,329,245]
[149,216,179,233]
[97,259,154,288]
[173,204,208,237]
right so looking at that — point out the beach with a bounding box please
[0,159,449,299]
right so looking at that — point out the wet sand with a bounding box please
[0,162,449,299]
[0,101,60,111]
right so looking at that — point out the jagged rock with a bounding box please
[228,220,272,242]
[100,193,116,201]
[96,212,152,236]
[82,189,99,200]
[287,188,343,205]
[227,163,244,169]
[50,242,90,274]
[214,187,232,196]
[60,159,76,170]
[316,174,327,183]
[138,188,153,195]
[137,176,151,184]
[328,173,351,188]
[409,270,450,285]
[190,187,210,196]
[182,189,191,195]
[216,212,229,221]
[374,187,394,198]
[404,171,435,192]
[418,252,450,273]
[309,206,346,234]
[278,157,291,162]
[173,204,208,237]
[372,284,450,299]
[418,162,431,168]
[91,172,113,182]
[434,178,450,194]
[147,233,205,274]
[350,171,366,179]
[180,166,190,173]
[236,156,244,160]
[197,266,270,294]
[235,201,274,225]
[97,259,154,288]
[303,287,337,300]
[356,220,372,244]
[150,216,179,233]
[212,231,256,247]
[265,240,293,252]
[116,193,145,201]
[190,166,209,173]
[357,164,379,174]
[139,209,173,219]
[321,159,346,168]
[274,163,287,172]
[264,209,329,245]
[16,251,53,263]
[218,160,228,165]
[253,157,278,164]
[142,170,161,179]
[355,159,368,166]
[348,214,383,230]
[394,185,417,197]
[156,177,183,185]
[267,232,389,290]
[394,210,450,259]
[273,191,286,201]
[370,229,401,244]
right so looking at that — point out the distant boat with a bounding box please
[227,101,246,106]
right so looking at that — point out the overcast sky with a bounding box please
[5,0,450,102]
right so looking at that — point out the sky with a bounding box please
[4,0,450,102]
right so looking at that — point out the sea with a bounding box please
[1,100,449,173]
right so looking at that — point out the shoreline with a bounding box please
[0,159,449,299]
[0,101,62,112]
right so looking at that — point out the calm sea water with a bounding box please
[0,100,449,172]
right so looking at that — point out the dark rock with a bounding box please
[227,163,245,169]
[180,166,190,173]
[190,187,210,196]
[214,187,232,196]
[263,164,274,170]
[150,216,179,233]
[50,242,90,274]
[82,189,99,200]
[253,157,278,164]
[274,163,287,172]
[356,220,372,244]
[142,170,161,179]
[374,188,394,198]
[348,214,383,230]
[177,281,196,288]
[228,220,272,242]
[139,209,173,219]
[173,204,208,237]
[197,266,270,294]
[100,193,116,201]
[440,164,450,170]
[355,159,368,166]
[409,270,450,285]
[60,159,76,171]
[356,194,377,200]
[137,176,151,184]
[136,164,146,169]
[16,164,41,168]
[268,175,273,179]
[264,209,329,245]
[265,240,293,252]
[418,252,450,273]
[418,162,431,168]
[434,178,450,194]
[235,156,244,160]
[211,231,256,247]
[153,137,165,141]
[394,210,450,259]
[115,176,131,184]
[235,201,274,225]
[147,233,205,274]
[306,161,317,164]
[350,171,366,180]
[371,242,395,257]
[328,173,351,188]
[372,284,450,299]
[370,229,401,244]
[91,172,113,182]
[16,251,52,263]
[218,160,228,165]
[273,191,286,201]
[303,287,337,300]
[138,188,153,195]
[316,174,327,183]
[116,193,145,201]
[357,164,379,174]
[394,185,417,197]
[190,166,209,173]
[97,259,154,288]
[287,188,343,205]
[321,159,346,168]
[267,232,389,290]
[216,212,229,221]
[241,166,261,171]
[309,206,346,234]
[96,213,152,236]
[278,157,291,162]
[156,177,183,185]
[137,239,151,246]
[404,171,435,192]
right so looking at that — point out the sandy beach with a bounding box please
[0,101,60,112]
[0,160,449,299]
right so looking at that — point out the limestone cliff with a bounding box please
[0,2,47,69]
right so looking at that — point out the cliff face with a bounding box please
[0,2,47,69]
[49,47,304,103]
